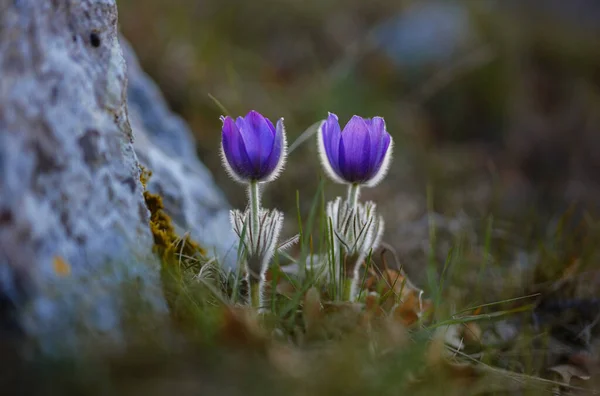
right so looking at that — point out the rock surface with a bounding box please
[122,39,238,270]
[0,0,167,354]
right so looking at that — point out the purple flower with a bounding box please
[220,110,287,183]
[318,113,393,186]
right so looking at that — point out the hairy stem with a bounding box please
[344,183,360,260]
[247,181,265,310]
[248,181,261,244]
[346,183,360,210]
[249,275,261,308]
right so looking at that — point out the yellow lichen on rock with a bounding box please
[53,256,71,277]
[139,165,152,190]
[139,165,206,262]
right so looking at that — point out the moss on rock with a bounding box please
[140,165,206,262]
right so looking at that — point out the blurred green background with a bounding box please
[118,0,600,236]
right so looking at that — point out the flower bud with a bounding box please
[221,110,287,183]
[318,113,393,187]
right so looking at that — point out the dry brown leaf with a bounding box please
[275,280,296,298]
[443,361,480,388]
[425,326,481,388]
[365,292,386,317]
[421,298,434,319]
[365,292,378,311]
[426,326,450,367]
[377,315,409,351]
[365,268,411,298]
[391,291,432,327]
[568,351,597,371]
[364,267,433,324]
[218,306,267,349]
[322,301,363,315]
[392,300,420,327]
[322,301,366,334]
[462,322,482,345]
[268,344,308,379]
[303,287,323,334]
[263,268,297,298]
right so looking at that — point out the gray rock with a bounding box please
[122,39,238,270]
[0,0,167,354]
[374,1,476,69]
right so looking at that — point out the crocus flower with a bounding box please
[318,113,393,186]
[221,110,287,183]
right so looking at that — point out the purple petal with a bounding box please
[238,111,276,178]
[321,113,342,176]
[222,116,253,179]
[367,117,387,174]
[376,131,391,167]
[264,118,284,175]
[265,117,277,136]
[339,116,371,182]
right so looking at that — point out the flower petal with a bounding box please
[317,116,345,184]
[265,117,277,136]
[239,110,276,177]
[375,132,391,170]
[367,116,387,175]
[365,133,393,187]
[320,113,342,176]
[339,116,371,182]
[264,118,284,177]
[222,116,253,179]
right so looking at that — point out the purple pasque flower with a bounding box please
[221,110,287,183]
[317,113,393,186]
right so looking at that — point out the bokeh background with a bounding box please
[119,0,600,281]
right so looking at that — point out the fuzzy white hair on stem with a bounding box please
[229,207,284,311]
[349,212,384,301]
[325,196,385,300]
